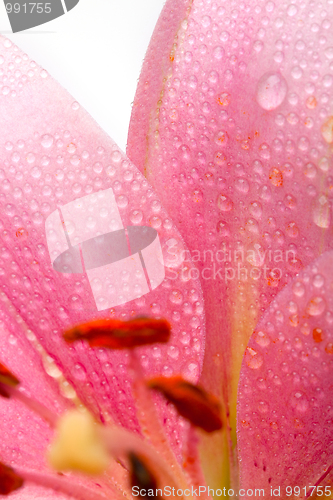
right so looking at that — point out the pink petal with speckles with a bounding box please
[128,0,333,413]
[0,36,205,453]
[238,250,333,492]
[0,300,68,470]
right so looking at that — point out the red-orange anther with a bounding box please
[147,375,222,433]
[63,317,171,349]
[0,362,19,398]
[0,462,23,495]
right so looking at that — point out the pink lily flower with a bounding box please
[0,0,332,498]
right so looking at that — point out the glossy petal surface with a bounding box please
[238,250,333,492]
[128,0,333,420]
[0,296,68,469]
[0,36,205,454]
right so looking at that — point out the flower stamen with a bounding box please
[48,410,109,475]
[0,462,24,495]
[129,452,159,497]
[0,360,57,427]
[16,468,112,500]
[147,376,223,433]
[63,318,171,349]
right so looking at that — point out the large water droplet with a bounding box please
[256,72,288,110]
[217,194,234,212]
[41,134,54,149]
[72,363,87,381]
[321,117,333,144]
[312,195,331,229]
[306,297,326,316]
[245,347,263,369]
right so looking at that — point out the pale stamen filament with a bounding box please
[184,425,211,499]
[16,468,119,500]
[100,426,195,500]
[129,350,186,479]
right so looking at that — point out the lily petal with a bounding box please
[0,299,69,469]
[0,35,205,450]
[127,0,333,447]
[238,250,333,492]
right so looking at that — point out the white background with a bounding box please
[0,0,166,151]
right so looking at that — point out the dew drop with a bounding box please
[217,93,231,106]
[235,178,250,194]
[213,46,225,60]
[313,274,324,288]
[256,72,287,110]
[291,66,303,80]
[129,210,143,224]
[68,294,83,311]
[259,143,271,159]
[41,134,54,149]
[292,281,305,297]
[215,130,228,146]
[321,117,333,144]
[192,189,203,203]
[249,201,262,219]
[245,347,263,369]
[312,195,331,229]
[291,392,309,413]
[287,4,298,16]
[325,47,333,60]
[255,331,270,347]
[72,363,87,381]
[30,167,41,179]
[217,194,234,212]
[286,222,299,238]
[306,297,326,316]
[169,290,183,305]
[269,168,283,187]
[216,220,230,236]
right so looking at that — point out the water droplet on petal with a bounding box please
[217,93,231,106]
[249,201,262,219]
[256,72,287,110]
[72,363,87,381]
[325,47,333,60]
[312,195,331,228]
[269,168,283,187]
[313,274,324,288]
[287,4,298,16]
[235,178,249,193]
[291,391,309,413]
[306,297,326,316]
[321,116,333,143]
[217,194,233,212]
[68,294,83,311]
[245,347,263,369]
[216,220,230,236]
[255,331,270,347]
[41,134,54,149]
